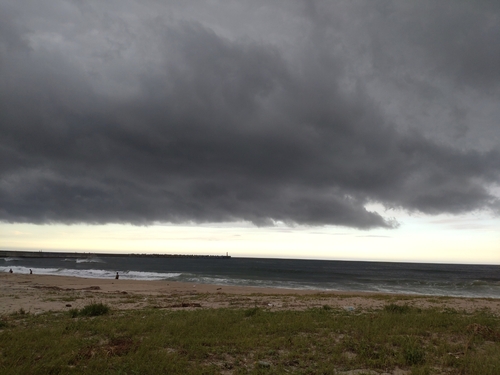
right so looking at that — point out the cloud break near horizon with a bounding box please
[1,1,499,263]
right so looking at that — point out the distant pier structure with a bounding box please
[0,250,231,259]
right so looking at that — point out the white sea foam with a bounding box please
[118,270,182,281]
[61,257,105,263]
[76,257,105,264]
[176,275,319,291]
[0,266,181,281]
[1,266,59,274]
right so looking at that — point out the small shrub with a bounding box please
[404,343,426,366]
[68,308,80,318]
[79,302,110,317]
[244,307,259,317]
[385,304,411,314]
[0,319,8,328]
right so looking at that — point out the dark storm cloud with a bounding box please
[367,0,500,90]
[1,0,499,228]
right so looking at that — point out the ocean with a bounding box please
[1,256,499,299]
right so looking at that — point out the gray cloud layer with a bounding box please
[1,0,499,228]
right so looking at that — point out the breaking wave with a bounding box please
[0,266,181,281]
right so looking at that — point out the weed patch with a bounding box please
[70,302,110,317]
[403,339,426,366]
[244,307,260,317]
[384,303,412,314]
[1,306,499,374]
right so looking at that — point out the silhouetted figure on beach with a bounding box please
[115,272,119,280]
[9,269,13,273]
[29,269,33,275]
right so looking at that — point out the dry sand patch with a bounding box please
[1,273,499,316]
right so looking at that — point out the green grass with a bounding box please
[384,303,412,314]
[0,305,499,374]
[69,302,111,318]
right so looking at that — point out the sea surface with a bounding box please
[1,256,500,298]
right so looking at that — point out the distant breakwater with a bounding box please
[0,250,231,259]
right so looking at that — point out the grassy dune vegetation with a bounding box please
[1,302,500,374]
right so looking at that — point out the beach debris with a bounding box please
[344,306,355,312]
[171,302,202,308]
[104,337,136,357]
[467,323,500,340]
[257,361,271,368]
[65,304,72,307]
[448,351,464,359]
[33,285,65,291]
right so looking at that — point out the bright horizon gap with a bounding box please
[1,214,499,265]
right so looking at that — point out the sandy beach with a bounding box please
[2,273,500,316]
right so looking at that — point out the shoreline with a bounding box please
[2,273,500,316]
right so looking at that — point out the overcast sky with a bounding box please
[1,1,499,261]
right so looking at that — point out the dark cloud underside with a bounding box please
[1,0,499,228]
